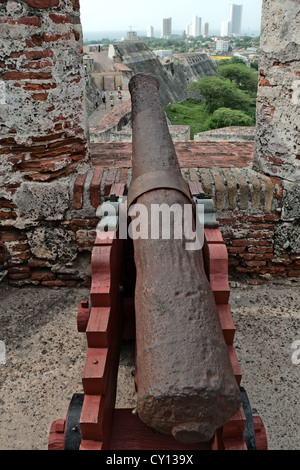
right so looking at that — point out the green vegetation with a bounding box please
[165,57,258,138]
[165,100,209,138]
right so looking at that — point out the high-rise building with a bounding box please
[186,15,202,38]
[230,4,243,36]
[221,4,243,37]
[147,25,154,38]
[161,17,172,38]
[202,22,209,37]
[221,19,231,37]
[191,16,201,37]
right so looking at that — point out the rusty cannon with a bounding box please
[49,73,268,451]
[128,73,240,443]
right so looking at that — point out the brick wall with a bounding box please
[0,0,89,182]
[1,138,299,287]
[0,0,91,286]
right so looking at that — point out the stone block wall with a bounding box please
[0,0,89,182]
[253,0,300,272]
[0,0,91,284]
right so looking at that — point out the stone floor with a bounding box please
[0,276,299,450]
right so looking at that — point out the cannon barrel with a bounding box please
[128,73,241,444]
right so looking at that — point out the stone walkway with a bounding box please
[88,89,131,128]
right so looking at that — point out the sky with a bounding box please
[79,0,263,35]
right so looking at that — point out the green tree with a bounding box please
[188,76,256,115]
[207,107,255,129]
[217,62,258,96]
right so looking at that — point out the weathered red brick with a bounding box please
[49,13,70,24]
[104,169,117,197]
[248,246,273,254]
[21,60,52,70]
[245,260,267,267]
[23,82,56,91]
[69,0,80,9]
[41,280,78,287]
[43,32,72,42]
[2,71,52,80]
[71,218,98,229]
[31,272,56,281]
[90,167,103,209]
[31,92,49,101]
[73,172,88,210]
[0,211,17,220]
[228,246,246,253]
[25,50,54,60]
[24,0,59,8]
[9,272,31,280]
[27,258,50,267]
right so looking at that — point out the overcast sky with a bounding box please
[79,0,263,34]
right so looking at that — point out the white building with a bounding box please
[147,25,154,38]
[216,39,229,53]
[191,16,201,37]
[153,50,173,59]
[161,17,172,38]
[221,19,232,37]
[221,4,243,37]
[186,15,202,38]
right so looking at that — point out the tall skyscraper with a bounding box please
[202,22,209,37]
[221,4,243,37]
[191,16,201,37]
[161,17,172,38]
[186,15,202,38]
[221,19,231,37]
[230,4,243,36]
[147,25,154,38]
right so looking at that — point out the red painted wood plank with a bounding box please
[80,440,104,450]
[77,300,89,332]
[80,394,105,441]
[223,439,247,450]
[217,304,236,345]
[109,409,211,450]
[48,419,66,450]
[86,307,111,348]
[210,274,230,304]
[227,345,242,386]
[205,243,229,276]
[204,228,224,244]
[82,348,109,395]
[90,245,112,307]
[221,407,246,439]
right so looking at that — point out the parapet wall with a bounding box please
[0,0,299,288]
[2,140,299,288]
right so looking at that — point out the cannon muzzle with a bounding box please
[128,73,241,444]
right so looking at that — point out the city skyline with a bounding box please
[80,0,263,36]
